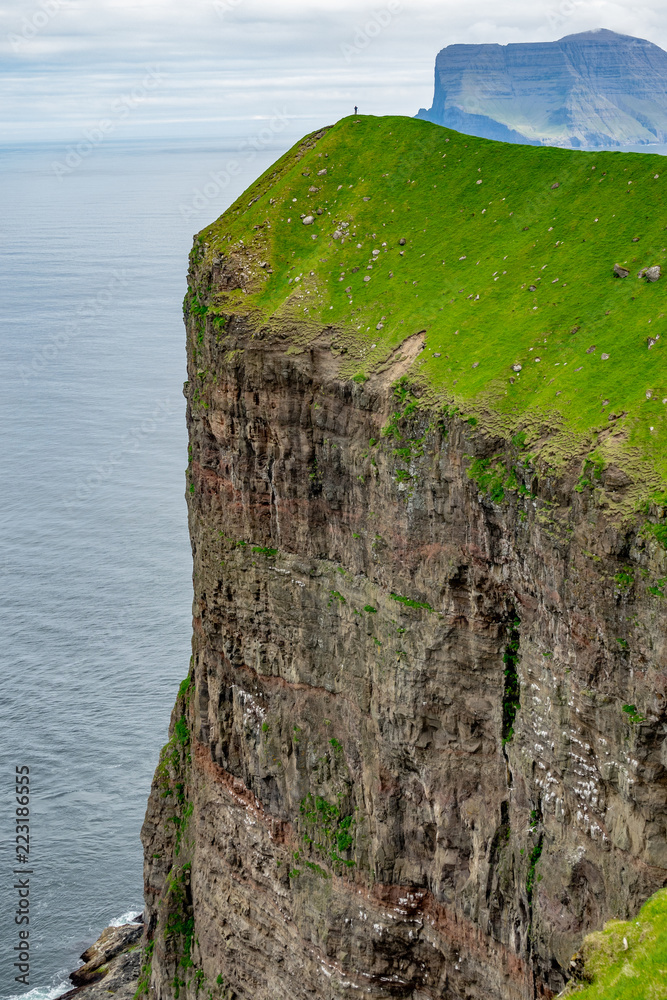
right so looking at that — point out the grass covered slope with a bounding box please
[196,115,667,502]
[561,888,667,999]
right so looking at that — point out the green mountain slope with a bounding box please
[195,115,667,509]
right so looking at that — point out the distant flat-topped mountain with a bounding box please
[417,29,667,147]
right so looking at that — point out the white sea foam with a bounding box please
[109,908,143,927]
[2,910,143,1000]
[3,969,71,1000]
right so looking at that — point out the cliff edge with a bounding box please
[139,117,667,1000]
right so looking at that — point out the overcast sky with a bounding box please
[3,0,667,141]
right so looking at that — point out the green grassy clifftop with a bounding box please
[194,114,667,514]
[562,888,667,998]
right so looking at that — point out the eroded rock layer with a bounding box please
[140,250,667,1000]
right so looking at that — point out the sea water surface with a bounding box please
[0,124,317,1000]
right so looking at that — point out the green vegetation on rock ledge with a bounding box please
[561,888,667,998]
[501,617,521,745]
[165,864,195,973]
[194,115,667,501]
[134,941,154,999]
[299,793,357,870]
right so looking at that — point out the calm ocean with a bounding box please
[0,125,318,1000]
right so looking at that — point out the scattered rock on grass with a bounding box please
[639,265,661,282]
[302,216,314,225]
[551,182,559,189]
[613,264,629,278]
[399,238,406,245]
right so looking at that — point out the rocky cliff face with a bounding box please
[417,29,667,147]
[139,245,667,998]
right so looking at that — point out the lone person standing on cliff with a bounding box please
[354,106,358,114]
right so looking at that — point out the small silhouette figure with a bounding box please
[354,106,358,114]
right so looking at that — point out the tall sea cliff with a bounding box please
[138,117,667,1000]
[417,29,667,148]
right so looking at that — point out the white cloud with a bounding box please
[2,0,667,138]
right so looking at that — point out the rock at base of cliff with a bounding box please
[60,948,141,1000]
[68,920,143,988]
